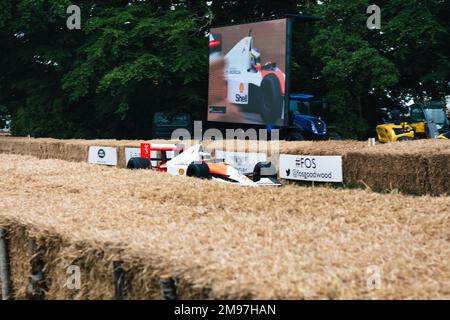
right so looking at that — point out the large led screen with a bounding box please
[208,19,287,126]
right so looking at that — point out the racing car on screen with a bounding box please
[223,32,286,125]
[126,143,281,186]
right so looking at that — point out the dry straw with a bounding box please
[0,136,448,195]
[0,154,449,299]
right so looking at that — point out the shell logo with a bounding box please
[239,83,245,93]
[179,169,185,175]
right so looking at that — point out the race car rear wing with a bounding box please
[140,143,184,163]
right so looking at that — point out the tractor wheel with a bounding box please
[287,130,304,141]
[397,136,411,142]
[187,162,210,179]
[260,74,283,125]
[327,131,342,140]
[253,162,278,182]
[127,157,152,170]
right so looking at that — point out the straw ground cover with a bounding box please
[0,153,449,299]
[1,136,449,195]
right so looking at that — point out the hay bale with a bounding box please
[343,140,449,194]
[344,152,431,194]
[1,136,449,195]
[0,154,449,299]
[428,149,450,195]
[4,224,30,299]
[46,244,116,300]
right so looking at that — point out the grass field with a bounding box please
[0,153,449,299]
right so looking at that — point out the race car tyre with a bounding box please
[127,157,152,170]
[253,161,278,182]
[245,84,261,113]
[187,162,210,179]
[260,74,283,125]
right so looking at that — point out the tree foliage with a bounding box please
[1,0,210,138]
[293,0,449,138]
[0,0,448,139]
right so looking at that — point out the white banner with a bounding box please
[216,150,268,173]
[279,154,343,183]
[88,146,118,166]
[125,148,158,167]
[124,147,141,165]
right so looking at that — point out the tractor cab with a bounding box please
[408,102,450,139]
[411,102,449,129]
[287,93,328,140]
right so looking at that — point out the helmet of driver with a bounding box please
[251,48,261,59]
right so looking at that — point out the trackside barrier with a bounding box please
[0,224,188,300]
[0,137,447,194]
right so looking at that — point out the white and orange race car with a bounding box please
[127,143,281,186]
[223,33,286,125]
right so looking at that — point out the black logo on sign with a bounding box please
[98,149,106,159]
[286,169,291,177]
[295,157,317,169]
[235,94,248,103]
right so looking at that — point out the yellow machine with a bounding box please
[377,102,449,143]
[376,122,415,142]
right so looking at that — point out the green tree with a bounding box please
[1,0,210,138]
[303,0,449,138]
[61,3,210,138]
[307,0,399,138]
[378,0,450,101]
[1,0,448,139]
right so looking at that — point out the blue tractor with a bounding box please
[285,93,340,141]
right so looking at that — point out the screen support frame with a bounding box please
[283,17,294,127]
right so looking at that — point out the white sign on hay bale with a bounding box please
[88,146,117,166]
[124,147,141,165]
[279,154,343,183]
[216,150,268,174]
